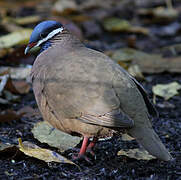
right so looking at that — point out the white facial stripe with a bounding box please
[35,27,63,47]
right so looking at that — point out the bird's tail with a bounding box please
[128,126,172,161]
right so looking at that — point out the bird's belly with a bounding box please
[37,89,113,138]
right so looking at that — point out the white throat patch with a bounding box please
[35,27,64,47]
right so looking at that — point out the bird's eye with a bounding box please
[40,33,47,39]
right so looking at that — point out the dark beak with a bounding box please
[24,42,37,55]
[24,45,30,55]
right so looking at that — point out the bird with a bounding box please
[25,20,172,162]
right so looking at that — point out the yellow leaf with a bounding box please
[117,148,155,160]
[0,29,32,48]
[103,18,149,35]
[152,82,181,100]
[18,138,77,166]
[121,134,135,141]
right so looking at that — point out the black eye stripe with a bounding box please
[40,32,48,38]
[39,25,61,39]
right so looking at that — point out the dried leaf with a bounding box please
[103,18,149,35]
[0,29,32,48]
[117,148,155,160]
[152,7,178,20]
[121,134,135,141]
[138,7,178,23]
[0,109,23,123]
[69,15,91,23]
[0,74,9,95]
[0,66,32,80]
[152,82,181,100]
[32,121,81,151]
[128,65,144,79]
[5,79,31,94]
[18,106,41,119]
[1,18,24,32]
[103,18,131,32]
[0,97,9,104]
[12,16,41,25]
[0,48,12,58]
[18,138,77,165]
[108,48,181,73]
[3,90,20,102]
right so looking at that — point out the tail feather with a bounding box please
[128,126,172,161]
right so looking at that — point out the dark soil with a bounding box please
[0,0,181,179]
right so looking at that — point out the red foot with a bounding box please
[72,154,92,164]
[71,136,98,163]
[86,137,98,156]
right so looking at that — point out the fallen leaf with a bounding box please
[138,7,178,23]
[1,17,24,32]
[152,82,181,100]
[161,43,181,56]
[121,134,135,141]
[107,48,181,73]
[18,106,41,119]
[151,22,180,37]
[11,16,41,25]
[3,90,20,102]
[0,48,13,58]
[128,65,144,80]
[117,148,155,160]
[0,29,32,49]
[0,66,32,80]
[0,109,23,123]
[69,15,91,23]
[32,121,81,151]
[18,138,77,165]
[5,79,31,94]
[103,18,130,31]
[0,97,9,104]
[151,7,178,20]
[103,18,149,35]
[0,74,9,95]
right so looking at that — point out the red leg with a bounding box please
[79,136,89,156]
[72,136,92,163]
[87,137,98,156]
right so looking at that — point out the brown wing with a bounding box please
[78,108,134,128]
[131,78,158,117]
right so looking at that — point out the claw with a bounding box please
[86,147,95,156]
[86,137,97,156]
[72,154,93,164]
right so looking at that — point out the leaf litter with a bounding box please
[152,82,181,100]
[18,138,78,166]
[117,148,156,161]
[32,121,81,151]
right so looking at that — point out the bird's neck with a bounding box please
[40,41,52,53]
[39,29,84,53]
[50,29,84,49]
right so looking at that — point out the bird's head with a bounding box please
[24,20,63,54]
